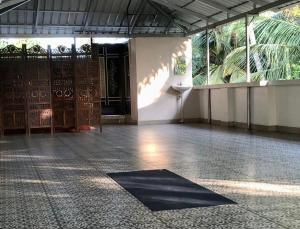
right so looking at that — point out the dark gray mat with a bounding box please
[108,169,236,211]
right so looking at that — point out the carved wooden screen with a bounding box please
[50,47,75,129]
[0,44,103,136]
[0,61,2,136]
[0,46,26,133]
[26,46,53,134]
[75,45,101,128]
[99,57,106,100]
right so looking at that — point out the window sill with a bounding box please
[193,79,300,90]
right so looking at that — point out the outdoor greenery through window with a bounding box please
[192,5,300,86]
[0,37,128,49]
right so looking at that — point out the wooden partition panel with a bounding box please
[0,44,102,135]
[75,58,101,128]
[0,59,26,132]
[51,58,75,129]
[26,58,52,134]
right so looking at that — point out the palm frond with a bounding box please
[255,17,300,46]
[223,44,300,81]
[192,12,300,84]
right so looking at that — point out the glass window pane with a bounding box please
[250,4,300,81]
[193,18,246,85]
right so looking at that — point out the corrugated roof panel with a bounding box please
[171,0,194,7]
[277,0,300,9]
[175,12,199,24]
[220,0,250,9]
[186,1,221,17]
[42,12,50,25]
[0,0,296,37]
[211,12,230,22]
[17,11,25,25]
[233,1,257,14]
[8,11,18,24]
[25,10,33,25]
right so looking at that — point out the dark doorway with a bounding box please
[98,44,130,115]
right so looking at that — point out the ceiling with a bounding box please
[0,0,298,37]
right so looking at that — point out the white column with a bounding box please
[206,23,212,124]
[245,15,252,129]
[245,15,251,83]
[206,27,210,85]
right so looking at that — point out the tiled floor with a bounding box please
[0,124,300,229]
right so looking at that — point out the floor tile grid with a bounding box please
[22,137,64,229]
[88,129,298,225]
[89,126,299,229]
[82,130,292,229]
[154,163,294,228]
[0,147,60,228]
[188,132,300,228]
[86,127,296,184]
[175,126,300,173]
[22,136,128,228]
[168,129,299,228]
[157,126,300,228]
[34,134,173,229]
[1,125,298,228]
[202,163,300,229]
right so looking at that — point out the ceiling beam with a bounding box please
[0,23,186,37]
[82,0,94,32]
[0,0,31,15]
[130,0,147,34]
[248,0,269,7]
[9,9,158,16]
[0,32,185,38]
[147,0,190,33]
[151,0,217,23]
[0,24,179,30]
[33,0,40,33]
[105,0,117,28]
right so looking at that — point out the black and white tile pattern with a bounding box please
[1,124,300,228]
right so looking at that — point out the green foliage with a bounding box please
[0,38,41,49]
[192,6,300,85]
[17,39,41,48]
[175,57,187,75]
[0,40,8,49]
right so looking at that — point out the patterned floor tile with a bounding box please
[1,124,299,228]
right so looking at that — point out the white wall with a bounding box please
[129,37,199,124]
[276,86,300,128]
[198,89,209,119]
[211,88,230,122]
[232,88,247,124]
[128,37,300,131]
[251,87,277,126]
[194,83,300,130]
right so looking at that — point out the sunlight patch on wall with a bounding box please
[138,64,169,109]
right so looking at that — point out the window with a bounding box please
[250,6,300,81]
[192,4,300,85]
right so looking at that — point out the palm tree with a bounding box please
[192,19,247,85]
[192,6,300,85]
